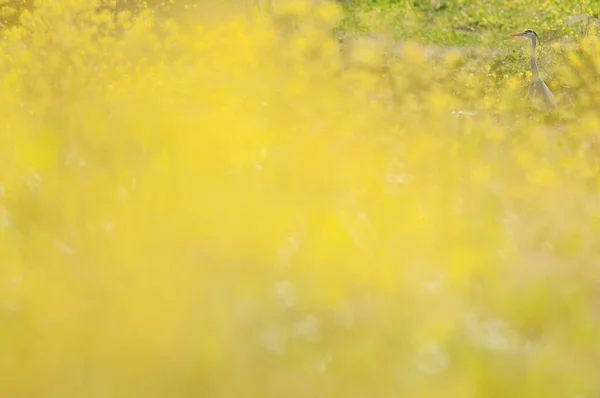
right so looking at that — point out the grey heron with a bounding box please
[510,29,557,110]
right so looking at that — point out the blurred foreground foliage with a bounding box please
[2,0,600,397]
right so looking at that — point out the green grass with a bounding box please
[332,0,600,111]
[338,0,598,45]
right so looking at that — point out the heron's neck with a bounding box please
[530,37,541,80]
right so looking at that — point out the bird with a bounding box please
[509,29,557,110]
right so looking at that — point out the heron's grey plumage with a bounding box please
[511,29,557,110]
[527,79,556,108]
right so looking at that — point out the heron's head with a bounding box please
[510,29,539,42]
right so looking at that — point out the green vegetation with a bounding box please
[335,0,599,99]
[338,0,598,44]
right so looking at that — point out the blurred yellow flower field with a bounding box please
[1,0,600,397]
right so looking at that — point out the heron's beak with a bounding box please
[509,32,525,37]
